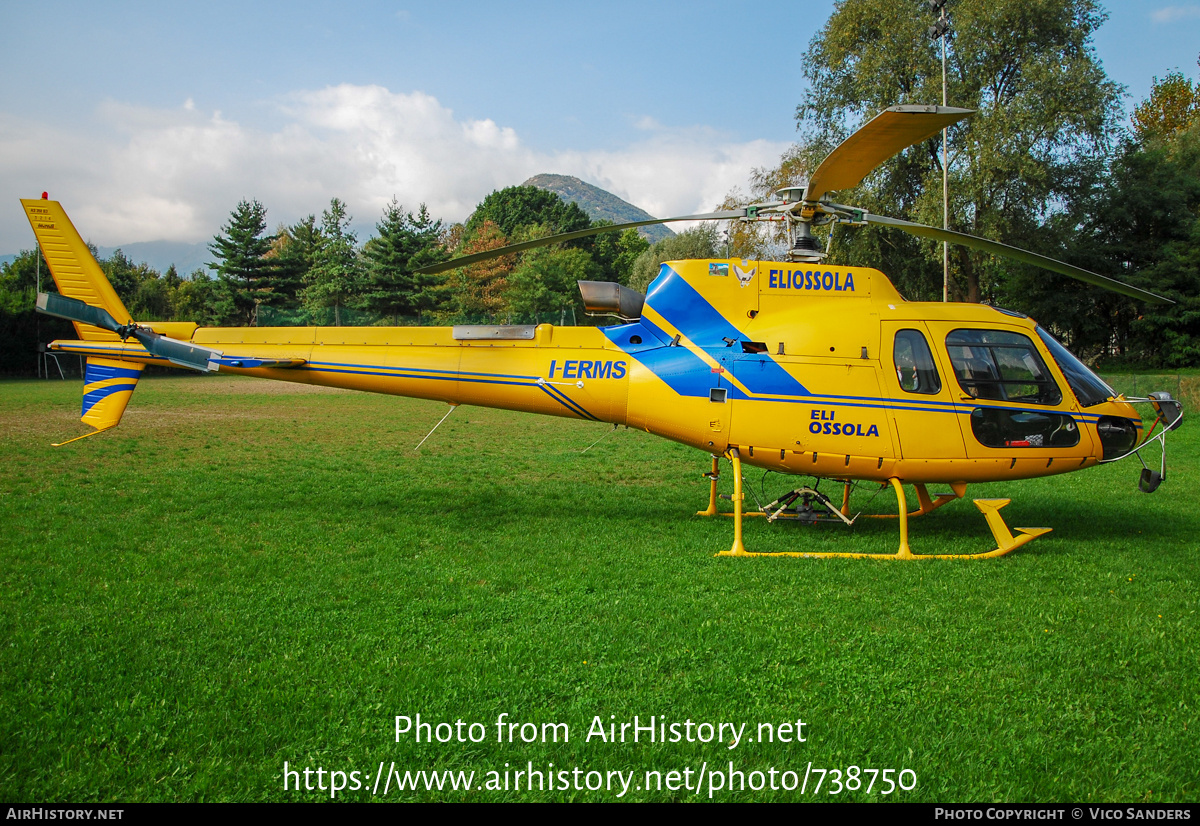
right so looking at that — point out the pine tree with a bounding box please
[267,216,321,312]
[208,199,273,325]
[362,200,448,323]
[302,198,364,326]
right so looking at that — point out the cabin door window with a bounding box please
[893,329,942,395]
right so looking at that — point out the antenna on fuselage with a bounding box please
[414,404,458,451]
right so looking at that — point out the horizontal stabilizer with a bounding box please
[142,333,222,372]
[219,357,307,368]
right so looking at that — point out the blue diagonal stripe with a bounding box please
[85,363,142,383]
[81,383,138,416]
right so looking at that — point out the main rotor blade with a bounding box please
[863,213,1173,305]
[414,210,747,275]
[805,105,974,204]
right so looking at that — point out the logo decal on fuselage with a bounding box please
[769,269,856,293]
[734,265,756,288]
[809,408,879,437]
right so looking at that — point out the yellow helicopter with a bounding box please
[27,105,1183,560]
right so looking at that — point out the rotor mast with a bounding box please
[929,0,952,301]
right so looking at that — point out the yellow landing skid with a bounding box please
[706,451,1050,559]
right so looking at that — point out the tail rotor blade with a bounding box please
[860,212,1173,305]
[129,329,222,372]
[37,291,221,370]
[36,292,123,332]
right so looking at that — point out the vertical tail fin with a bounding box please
[21,197,132,341]
[53,358,146,446]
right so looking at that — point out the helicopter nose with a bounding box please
[1095,414,1140,460]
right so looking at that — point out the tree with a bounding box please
[208,199,274,325]
[172,270,219,326]
[0,248,72,374]
[1019,118,1200,366]
[361,200,448,322]
[505,246,599,323]
[1131,64,1200,143]
[263,216,320,312]
[791,0,1121,304]
[99,250,174,321]
[442,220,514,319]
[589,224,650,286]
[464,186,591,240]
[302,198,364,326]
[130,271,172,321]
[628,225,721,293]
[0,247,49,296]
[100,249,140,309]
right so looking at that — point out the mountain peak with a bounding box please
[522,174,674,242]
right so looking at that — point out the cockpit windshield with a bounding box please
[1035,327,1116,407]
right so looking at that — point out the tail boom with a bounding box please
[49,323,633,425]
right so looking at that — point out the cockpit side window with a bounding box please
[1035,327,1116,407]
[945,329,1062,406]
[893,329,941,395]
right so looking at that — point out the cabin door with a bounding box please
[923,321,1094,465]
[881,321,967,460]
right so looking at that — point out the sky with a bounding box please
[1,1,1198,256]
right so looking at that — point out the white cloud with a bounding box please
[0,84,789,250]
[1151,5,1200,22]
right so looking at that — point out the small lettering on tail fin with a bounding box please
[20,198,132,341]
[53,358,145,446]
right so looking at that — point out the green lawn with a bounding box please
[1,375,1196,802]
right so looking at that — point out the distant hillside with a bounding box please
[522,174,675,243]
[0,242,212,278]
[93,241,212,277]
[1,243,211,277]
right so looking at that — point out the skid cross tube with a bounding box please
[703,453,1048,559]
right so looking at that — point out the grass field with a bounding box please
[1,375,1196,802]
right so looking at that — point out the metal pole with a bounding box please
[36,234,42,376]
[941,8,949,302]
